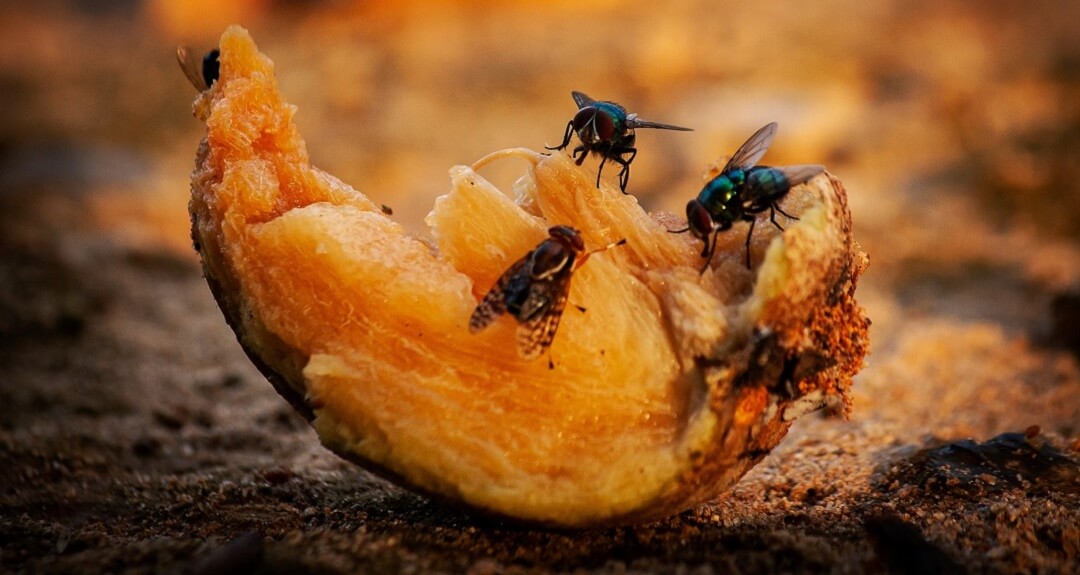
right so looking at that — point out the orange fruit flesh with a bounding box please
[188,26,868,526]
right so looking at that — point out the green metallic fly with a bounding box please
[547,91,692,194]
[672,122,824,271]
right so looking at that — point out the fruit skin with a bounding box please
[186,26,869,527]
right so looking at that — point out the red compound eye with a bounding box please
[572,107,616,144]
[686,200,713,241]
[592,109,616,142]
[572,108,597,135]
[548,225,584,252]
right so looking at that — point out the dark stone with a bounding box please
[884,431,1080,497]
[865,514,965,575]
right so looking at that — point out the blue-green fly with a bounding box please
[547,91,692,194]
[672,122,824,271]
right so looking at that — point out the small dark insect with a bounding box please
[470,226,626,367]
[671,122,824,272]
[546,91,692,194]
[176,46,221,92]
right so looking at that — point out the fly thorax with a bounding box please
[728,169,747,190]
[701,175,738,211]
[529,242,571,280]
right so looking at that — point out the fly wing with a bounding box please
[571,90,596,109]
[776,164,825,187]
[515,270,572,360]
[722,122,778,172]
[176,45,209,92]
[626,116,693,132]
[469,257,529,333]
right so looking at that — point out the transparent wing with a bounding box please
[571,90,596,109]
[514,276,551,323]
[722,122,778,173]
[176,45,209,92]
[626,117,693,132]
[516,285,569,360]
[469,258,528,333]
[776,164,825,186]
[514,265,573,360]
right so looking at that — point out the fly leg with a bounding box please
[595,154,608,188]
[545,121,574,152]
[774,202,799,222]
[772,200,800,232]
[572,145,588,165]
[609,147,637,193]
[768,206,786,232]
[699,228,721,275]
[744,217,757,269]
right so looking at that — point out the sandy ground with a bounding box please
[2,1,1079,573]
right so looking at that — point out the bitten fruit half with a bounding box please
[185,26,869,527]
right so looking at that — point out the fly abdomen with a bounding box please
[746,167,791,203]
[503,274,533,317]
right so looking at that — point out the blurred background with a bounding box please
[3,0,1078,343]
[1,1,1078,570]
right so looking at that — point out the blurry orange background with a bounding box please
[1,0,1078,354]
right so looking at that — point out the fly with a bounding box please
[470,226,626,368]
[546,91,691,194]
[671,122,824,271]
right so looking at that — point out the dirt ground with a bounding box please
[2,1,1079,573]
